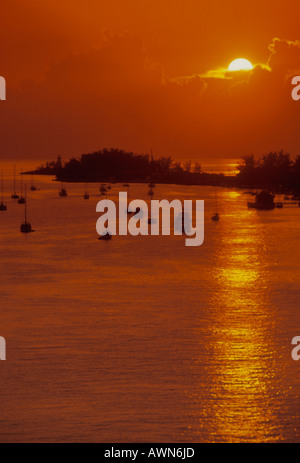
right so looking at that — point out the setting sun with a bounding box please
[228,58,253,71]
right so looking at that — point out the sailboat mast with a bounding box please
[1,171,3,203]
[25,185,27,223]
[13,164,16,195]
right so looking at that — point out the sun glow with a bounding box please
[228,58,253,72]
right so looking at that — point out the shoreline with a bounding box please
[21,171,299,195]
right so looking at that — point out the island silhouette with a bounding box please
[24,148,300,196]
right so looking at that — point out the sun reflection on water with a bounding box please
[190,195,283,442]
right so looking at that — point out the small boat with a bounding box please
[248,191,275,210]
[212,187,220,221]
[0,171,7,211]
[98,232,112,241]
[59,181,68,197]
[18,173,26,203]
[11,165,19,199]
[20,186,35,233]
[148,188,154,197]
[30,176,37,191]
[275,202,283,209]
[83,183,90,199]
[18,196,26,204]
[122,183,130,188]
[20,222,33,233]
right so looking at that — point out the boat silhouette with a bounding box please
[248,191,275,210]
[211,213,220,221]
[11,165,20,199]
[20,186,35,233]
[98,232,112,241]
[0,171,7,211]
[18,196,26,204]
[83,183,90,199]
[59,182,68,197]
[211,187,220,221]
[18,173,26,203]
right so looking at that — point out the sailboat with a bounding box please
[211,187,220,221]
[20,186,34,233]
[18,173,26,204]
[30,175,37,191]
[148,149,156,189]
[98,232,112,241]
[0,171,7,211]
[11,165,19,199]
[124,184,133,215]
[59,182,67,197]
[83,183,90,200]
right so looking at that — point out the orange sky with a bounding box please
[1,0,300,162]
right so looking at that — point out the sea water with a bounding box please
[0,162,299,442]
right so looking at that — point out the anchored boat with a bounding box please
[20,186,34,233]
[248,191,275,210]
[0,171,7,211]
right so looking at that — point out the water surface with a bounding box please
[0,164,299,442]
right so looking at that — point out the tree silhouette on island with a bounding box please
[25,148,300,194]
